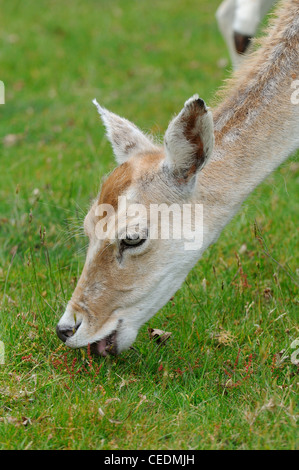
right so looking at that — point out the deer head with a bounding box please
[56,95,214,356]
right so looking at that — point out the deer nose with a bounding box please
[56,322,81,343]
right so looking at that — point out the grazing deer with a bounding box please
[216,0,276,68]
[56,0,299,357]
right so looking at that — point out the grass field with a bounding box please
[0,0,298,450]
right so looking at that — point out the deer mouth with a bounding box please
[90,331,117,357]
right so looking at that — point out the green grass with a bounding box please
[0,0,298,450]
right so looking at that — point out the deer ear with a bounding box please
[93,99,158,165]
[164,95,214,182]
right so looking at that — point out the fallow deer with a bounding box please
[216,0,276,68]
[56,0,299,357]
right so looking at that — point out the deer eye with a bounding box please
[122,234,146,248]
[120,227,148,249]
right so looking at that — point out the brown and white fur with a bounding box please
[216,0,276,68]
[57,0,299,356]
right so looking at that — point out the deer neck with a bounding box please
[195,0,299,246]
